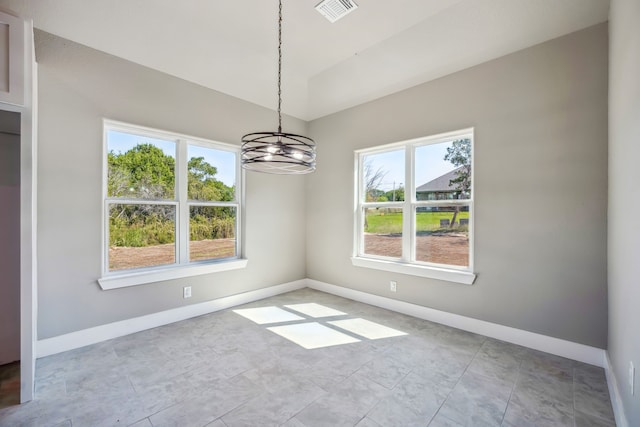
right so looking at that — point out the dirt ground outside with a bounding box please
[364,232,469,266]
[109,238,236,271]
[110,234,467,270]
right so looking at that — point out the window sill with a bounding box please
[351,257,476,285]
[98,259,249,290]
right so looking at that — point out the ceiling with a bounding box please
[0,0,609,120]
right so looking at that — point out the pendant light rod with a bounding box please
[277,0,283,134]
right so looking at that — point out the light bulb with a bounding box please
[265,153,273,161]
[292,151,303,160]
[267,145,278,154]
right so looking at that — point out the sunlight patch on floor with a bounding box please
[233,307,304,324]
[267,322,360,349]
[329,318,408,340]
[284,303,346,318]
[233,303,407,349]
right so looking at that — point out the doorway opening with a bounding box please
[0,110,21,408]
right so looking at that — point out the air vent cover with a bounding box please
[315,0,358,23]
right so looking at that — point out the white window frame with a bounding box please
[352,128,476,285]
[98,120,247,290]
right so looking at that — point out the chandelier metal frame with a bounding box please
[241,0,316,174]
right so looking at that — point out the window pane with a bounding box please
[190,206,237,262]
[188,145,236,201]
[362,149,404,202]
[415,206,469,267]
[363,207,402,258]
[108,204,176,271]
[107,130,176,199]
[415,138,471,201]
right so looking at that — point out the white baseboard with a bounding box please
[605,352,629,427]
[306,279,606,367]
[37,278,606,370]
[36,279,307,358]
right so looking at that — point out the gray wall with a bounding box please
[0,110,20,364]
[307,24,608,348]
[609,0,640,423]
[34,31,308,339]
[35,24,611,352]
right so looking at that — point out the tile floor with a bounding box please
[0,288,616,427]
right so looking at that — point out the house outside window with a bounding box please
[353,129,475,284]
[100,121,244,288]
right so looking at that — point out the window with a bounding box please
[353,129,475,284]
[99,121,245,289]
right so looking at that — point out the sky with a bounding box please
[107,130,237,187]
[188,145,236,187]
[364,140,457,192]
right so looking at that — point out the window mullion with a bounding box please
[177,140,189,264]
[236,153,243,259]
[354,153,362,257]
[104,198,177,206]
[403,147,413,262]
[362,202,404,208]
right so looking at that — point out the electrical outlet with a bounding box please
[390,281,397,292]
[183,286,192,299]
[630,362,635,395]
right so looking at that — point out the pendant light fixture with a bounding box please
[241,0,316,174]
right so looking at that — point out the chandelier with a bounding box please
[241,0,316,174]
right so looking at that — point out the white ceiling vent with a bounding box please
[315,0,358,23]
